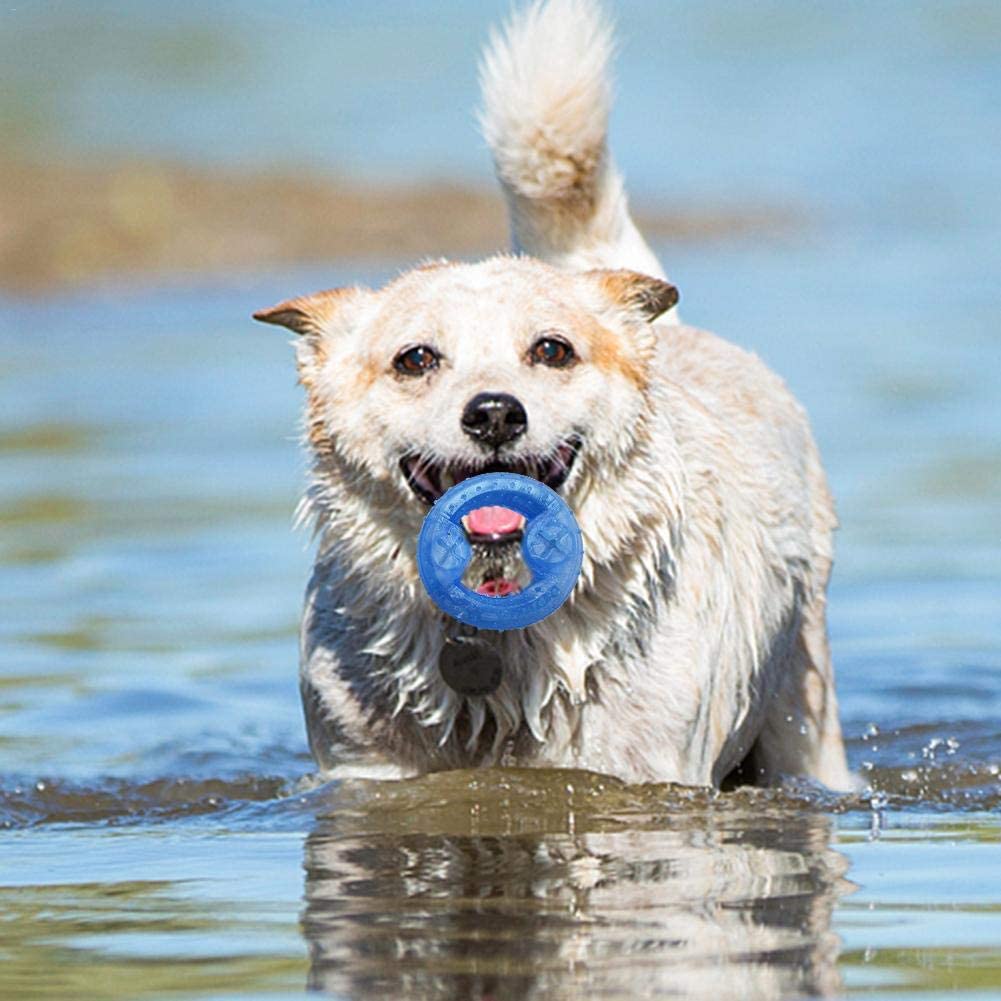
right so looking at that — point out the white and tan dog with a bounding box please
[255,0,853,790]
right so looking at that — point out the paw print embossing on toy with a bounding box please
[433,524,468,571]
[525,519,572,563]
[417,473,583,631]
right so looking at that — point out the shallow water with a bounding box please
[3,1,1001,999]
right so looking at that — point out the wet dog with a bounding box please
[254,0,853,789]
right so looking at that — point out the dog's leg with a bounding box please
[747,591,857,792]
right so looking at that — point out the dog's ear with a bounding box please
[588,269,679,323]
[252,287,365,338]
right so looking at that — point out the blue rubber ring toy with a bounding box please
[417,472,583,630]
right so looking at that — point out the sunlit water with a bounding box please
[2,1,1000,999]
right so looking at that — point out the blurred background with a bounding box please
[3,0,1000,864]
[4,0,997,292]
[2,3,1000,998]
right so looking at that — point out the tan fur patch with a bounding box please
[302,384,331,455]
[253,287,356,337]
[306,416,329,454]
[580,316,647,390]
[294,337,333,455]
[344,357,381,404]
[592,269,679,323]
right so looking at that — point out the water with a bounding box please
[2,2,1001,999]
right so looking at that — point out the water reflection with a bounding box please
[302,770,852,999]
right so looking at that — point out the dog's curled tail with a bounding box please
[479,0,668,288]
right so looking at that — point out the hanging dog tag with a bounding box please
[438,635,504,696]
[417,472,583,630]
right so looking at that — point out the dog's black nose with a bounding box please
[461,392,527,447]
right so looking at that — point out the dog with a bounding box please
[254,0,854,790]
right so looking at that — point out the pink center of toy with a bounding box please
[463,506,524,539]
[475,578,520,597]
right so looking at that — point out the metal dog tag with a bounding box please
[439,636,503,696]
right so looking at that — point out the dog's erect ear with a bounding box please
[588,269,679,323]
[252,287,363,337]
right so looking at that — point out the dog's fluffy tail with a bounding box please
[479,0,669,289]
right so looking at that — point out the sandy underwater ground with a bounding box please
[0,157,795,294]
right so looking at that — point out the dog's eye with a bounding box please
[394,344,440,376]
[529,336,575,368]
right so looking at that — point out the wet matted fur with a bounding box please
[255,0,854,790]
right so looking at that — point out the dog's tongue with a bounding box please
[465,506,523,537]
[476,578,520,597]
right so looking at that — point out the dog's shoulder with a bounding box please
[652,322,833,539]
[657,322,812,442]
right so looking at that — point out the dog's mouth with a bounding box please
[401,438,581,597]
[400,438,580,508]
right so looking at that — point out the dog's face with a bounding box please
[256,257,676,593]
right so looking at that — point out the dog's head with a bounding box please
[255,256,677,594]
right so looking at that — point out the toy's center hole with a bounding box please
[461,506,531,597]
